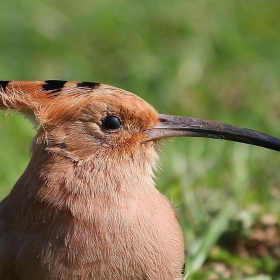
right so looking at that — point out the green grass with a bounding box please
[1,0,280,278]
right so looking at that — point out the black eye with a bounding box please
[102,116,122,130]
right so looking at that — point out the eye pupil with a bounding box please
[103,116,122,130]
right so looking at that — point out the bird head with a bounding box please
[0,81,159,163]
[1,80,280,164]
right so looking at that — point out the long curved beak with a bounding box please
[145,114,280,152]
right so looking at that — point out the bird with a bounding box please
[0,80,280,280]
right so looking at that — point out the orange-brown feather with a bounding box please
[0,80,184,279]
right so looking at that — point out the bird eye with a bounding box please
[102,116,122,130]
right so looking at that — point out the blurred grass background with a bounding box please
[1,0,280,278]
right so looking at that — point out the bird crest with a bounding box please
[0,80,158,129]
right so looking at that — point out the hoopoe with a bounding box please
[0,80,279,280]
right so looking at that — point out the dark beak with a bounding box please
[146,114,280,152]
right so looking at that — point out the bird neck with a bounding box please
[7,142,159,220]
